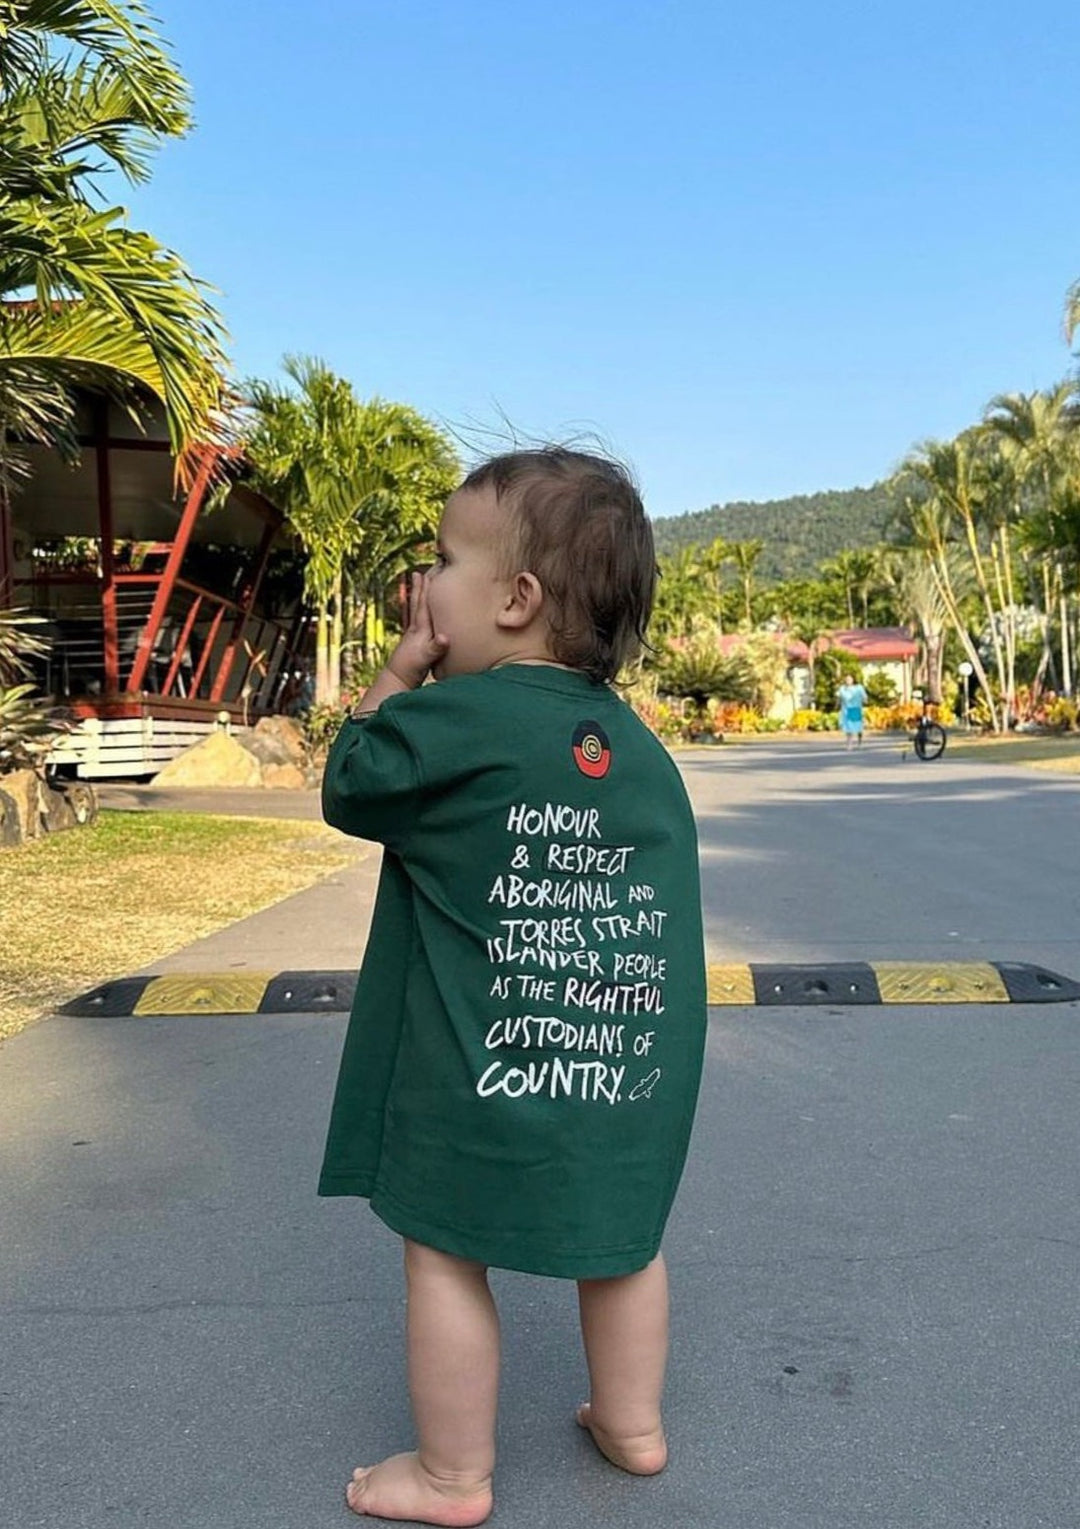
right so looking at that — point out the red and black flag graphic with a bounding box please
[572,720,611,779]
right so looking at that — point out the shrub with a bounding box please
[789,708,836,732]
[864,671,898,706]
[0,610,63,775]
[1045,696,1078,732]
[865,703,916,731]
[302,700,350,755]
[705,700,747,734]
[653,625,756,710]
[813,648,861,710]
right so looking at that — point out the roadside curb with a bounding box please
[58,961,1080,1016]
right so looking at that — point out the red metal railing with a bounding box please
[16,568,301,712]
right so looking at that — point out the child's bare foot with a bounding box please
[345,1451,493,1525]
[575,1402,668,1475]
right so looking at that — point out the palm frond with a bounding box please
[0,201,230,455]
[0,1,191,131]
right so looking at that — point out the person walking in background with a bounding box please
[318,447,707,1525]
[837,672,868,749]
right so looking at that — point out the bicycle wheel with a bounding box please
[915,722,946,760]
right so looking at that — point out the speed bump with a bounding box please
[753,963,881,1006]
[993,962,1080,1003]
[706,964,756,1005]
[259,971,357,1013]
[57,960,1080,1017]
[872,962,1010,1004]
[58,977,152,1018]
[132,973,275,1016]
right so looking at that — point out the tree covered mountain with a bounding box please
[651,482,903,583]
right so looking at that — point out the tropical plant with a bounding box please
[697,536,730,633]
[654,622,756,711]
[0,606,57,770]
[729,630,792,715]
[1065,279,1080,352]
[649,544,715,644]
[892,432,1023,730]
[821,547,883,627]
[982,384,1080,698]
[880,545,963,702]
[244,357,459,705]
[0,0,230,495]
[812,647,861,711]
[729,538,764,627]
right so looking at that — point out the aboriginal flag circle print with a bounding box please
[572,720,612,779]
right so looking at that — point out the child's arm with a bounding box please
[322,573,446,845]
[352,572,448,718]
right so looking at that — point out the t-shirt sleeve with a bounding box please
[321,707,422,850]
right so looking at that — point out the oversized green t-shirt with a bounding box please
[318,664,707,1278]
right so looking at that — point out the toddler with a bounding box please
[320,447,707,1524]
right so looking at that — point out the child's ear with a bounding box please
[497,571,544,630]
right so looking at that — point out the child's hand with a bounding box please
[351,574,448,716]
[387,572,449,689]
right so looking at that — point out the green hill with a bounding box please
[651,481,902,583]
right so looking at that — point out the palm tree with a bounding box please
[1064,279,1080,350]
[982,384,1080,697]
[893,433,1022,730]
[729,538,764,628]
[698,536,729,634]
[245,357,459,705]
[881,546,963,702]
[0,1,229,480]
[820,549,861,626]
[650,545,713,645]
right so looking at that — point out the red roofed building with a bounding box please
[715,627,918,719]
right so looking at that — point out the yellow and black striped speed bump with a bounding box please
[59,962,1080,1017]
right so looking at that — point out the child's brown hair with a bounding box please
[460,447,656,684]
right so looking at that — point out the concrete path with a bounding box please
[97,780,382,974]
[3,740,1079,1528]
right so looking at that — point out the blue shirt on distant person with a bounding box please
[838,677,867,736]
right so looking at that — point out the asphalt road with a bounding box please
[3,739,1078,1529]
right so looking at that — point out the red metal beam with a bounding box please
[209,519,276,703]
[161,593,203,697]
[125,448,218,694]
[189,601,227,697]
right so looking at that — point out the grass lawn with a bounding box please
[941,732,1080,769]
[684,730,1080,768]
[0,811,360,1041]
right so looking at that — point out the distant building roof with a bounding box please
[715,627,918,664]
[824,628,919,661]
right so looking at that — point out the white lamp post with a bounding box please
[958,661,973,729]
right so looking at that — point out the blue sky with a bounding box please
[130,0,1080,518]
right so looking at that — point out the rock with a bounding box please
[57,781,98,826]
[0,769,40,840]
[239,731,293,768]
[153,730,264,789]
[261,762,306,790]
[39,786,77,833]
[252,715,306,763]
[41,779,98,832]
[0,769,98,845]
[0,788,21,847]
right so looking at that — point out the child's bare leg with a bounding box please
[575,1252,669,1475]
[346,1239,497,1525]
